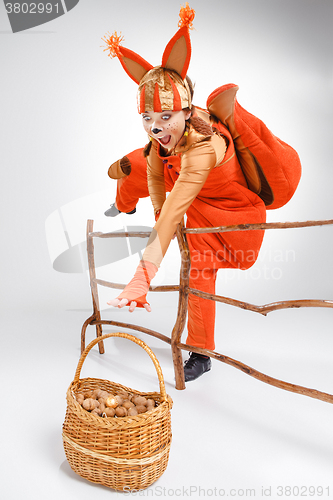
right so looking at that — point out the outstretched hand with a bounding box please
[107,260,157,313]
[107,297,152,313]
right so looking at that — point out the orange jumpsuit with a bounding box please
[110,114,266,350]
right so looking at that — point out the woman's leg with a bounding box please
[106,148,150,214]
[184,267,217,381]
[186,267,217,350]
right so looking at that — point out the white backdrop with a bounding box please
[1,0,332,312]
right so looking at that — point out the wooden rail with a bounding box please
[81,218,333,402]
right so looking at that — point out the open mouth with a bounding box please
[158,135,171,146]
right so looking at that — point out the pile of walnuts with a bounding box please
[75,389,157,418]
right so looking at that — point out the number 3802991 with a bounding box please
[5,3,60,14]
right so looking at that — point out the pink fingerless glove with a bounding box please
[116,260,158,308]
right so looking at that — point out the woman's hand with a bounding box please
[106,260,157,313]
[107,297,152,312]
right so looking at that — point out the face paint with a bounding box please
[142,109,191,152]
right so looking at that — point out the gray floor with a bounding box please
[2,293,333,499]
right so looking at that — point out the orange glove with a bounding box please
[114,260,157,308]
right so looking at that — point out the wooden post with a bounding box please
[171,220,191,390]
[84,220,104,354]
[80,314,95,355]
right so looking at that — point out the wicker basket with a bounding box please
[62,332,173,491]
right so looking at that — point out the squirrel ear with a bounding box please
[118,47,154,84]
[161,4,195,78]
[161,26,191,80]
[103,32,153,84]
[103,5,194,83]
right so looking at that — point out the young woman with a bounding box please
[103,5,300,381]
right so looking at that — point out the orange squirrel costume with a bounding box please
[103,5,301,350]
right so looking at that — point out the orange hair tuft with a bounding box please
[178,3,195,30]
[102,31,125,58]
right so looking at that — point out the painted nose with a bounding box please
[152,127,162,135]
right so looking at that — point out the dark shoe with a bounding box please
[184,352,211,382]
[104,203,136,217]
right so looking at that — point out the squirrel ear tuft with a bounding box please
[178,3,195,30]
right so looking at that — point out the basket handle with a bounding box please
[73,332,168,402]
